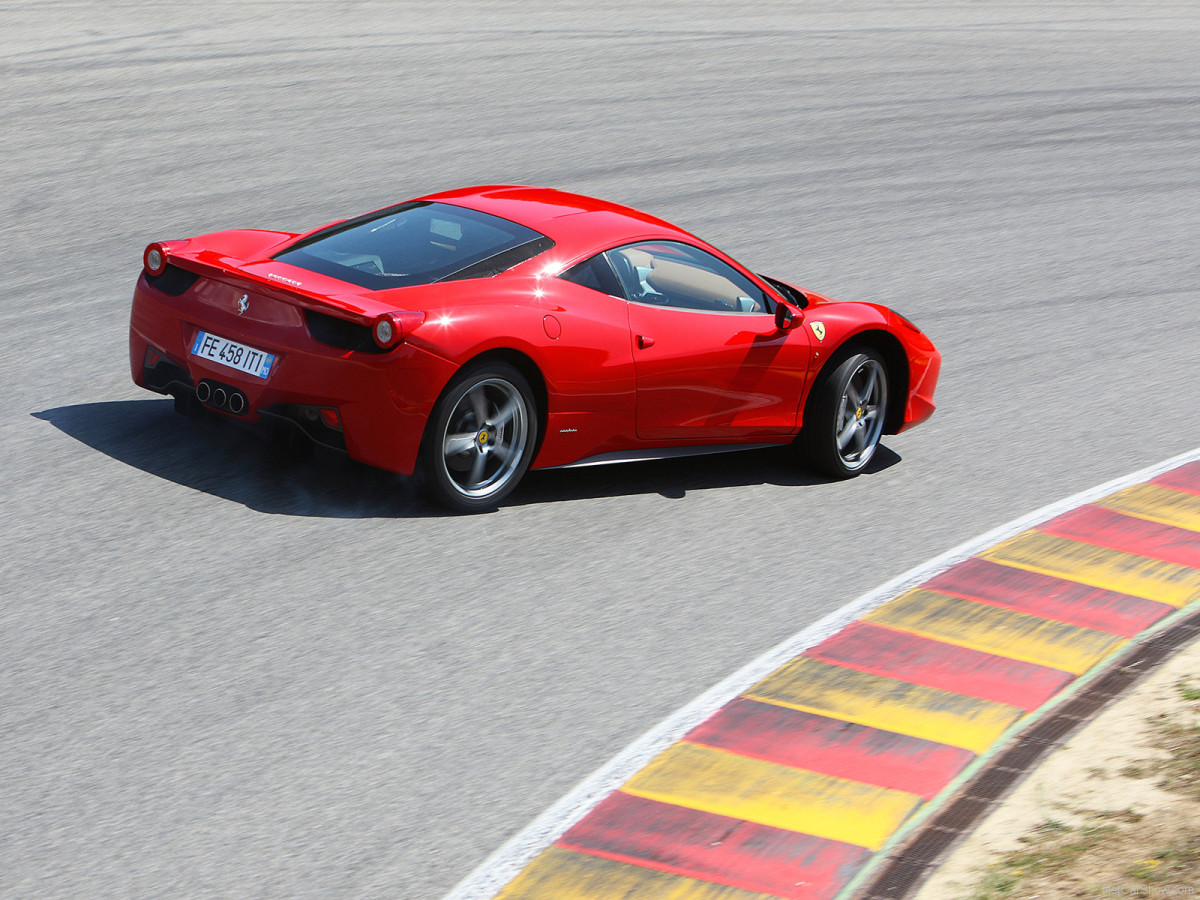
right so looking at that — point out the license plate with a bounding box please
[190,330,276,379]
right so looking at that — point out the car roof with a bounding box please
[414,185,701,257]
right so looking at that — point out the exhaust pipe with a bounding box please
[195,380,249,416]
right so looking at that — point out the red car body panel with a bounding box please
[130,185,940,481]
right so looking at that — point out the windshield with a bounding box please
[273,201,553,289]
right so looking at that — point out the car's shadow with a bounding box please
[34,399,901,518]
[514,442,901,507]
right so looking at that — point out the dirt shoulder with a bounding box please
[914,635,1200,900]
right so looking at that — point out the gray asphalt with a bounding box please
[3,2,1198,897]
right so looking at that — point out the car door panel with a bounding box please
[628,304,813,440]
[603,241,815,441]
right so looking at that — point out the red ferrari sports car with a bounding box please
[130,185,940,511]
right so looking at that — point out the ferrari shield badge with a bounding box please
[810,321,826,341]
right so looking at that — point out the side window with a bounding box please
[558,254,624,297]
[604,241,770,313]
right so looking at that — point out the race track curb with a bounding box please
[446,447,1200,900]
[855,600,1200,899]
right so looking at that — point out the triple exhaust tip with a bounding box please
[196,380,247,415]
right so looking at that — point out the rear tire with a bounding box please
[802,349,888,479]
[419,362,538,512]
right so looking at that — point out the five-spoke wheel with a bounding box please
[803,349,889,478]
[421,362,537,511]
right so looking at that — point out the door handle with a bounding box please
[637,335,655,349]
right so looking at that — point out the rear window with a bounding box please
[273,201,553,289]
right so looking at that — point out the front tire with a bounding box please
[802,349,888,479]
[420,362,538,512]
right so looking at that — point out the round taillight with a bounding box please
[371,310,423,349]
[373,317,395,347]
[144,243,168,276]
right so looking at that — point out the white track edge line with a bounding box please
[443,445,1200,900]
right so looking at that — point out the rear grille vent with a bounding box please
[145,265,201,296]
[304,309,387,353]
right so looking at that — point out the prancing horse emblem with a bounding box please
[237,294,249,315]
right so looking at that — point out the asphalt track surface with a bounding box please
[2,3,1198,898]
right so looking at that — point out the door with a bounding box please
[606,241,814,441]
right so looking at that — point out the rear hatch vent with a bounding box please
[146,265,202,297]
[304,309,388,353]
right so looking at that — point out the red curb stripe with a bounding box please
[685,696,973,800]
[923,557,1173,637]
[558,792,870,900]
[1153,460,1200,495]
[806,621,1073,711]
[1039,505,1200,569]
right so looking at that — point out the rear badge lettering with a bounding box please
[267,272,302,287]
[810,321,826,341]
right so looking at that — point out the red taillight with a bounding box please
[371,310,426,349]
[143,242,168,276]
[373,315,397,348]
[319,408,342,431]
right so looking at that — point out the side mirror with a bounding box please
[774,302,796,330]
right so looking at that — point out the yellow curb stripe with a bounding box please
[621,742,921,852]
[981,531,1200,608]
[744,656,1023,754]
[497,845,777,899]
[1095,482,1200,533]
[864,589,1127,675]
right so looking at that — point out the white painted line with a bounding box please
[442,445,1200,900]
